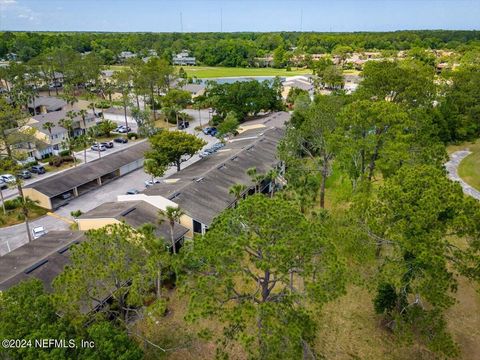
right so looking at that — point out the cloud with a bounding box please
[0,0,17,5]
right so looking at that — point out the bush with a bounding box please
[23,161,38,169]
[48,155,75,167]
[70,210,83,218]
[4,198,22,211]
[58,150,70,157]
[127,132,138,140]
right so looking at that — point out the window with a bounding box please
[193,219,202,234]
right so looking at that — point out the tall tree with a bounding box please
[146,130,206,172]
[181,195,346,359]
[158,206,184,254]
[0,99,35,242]
[53,224,152,323]
[358,165,480,357]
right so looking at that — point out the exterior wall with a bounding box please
[117,194,178,212]
[77,218,120,231]
[119,159,144,176]
[23,188,52,210]
[179,214,194,238]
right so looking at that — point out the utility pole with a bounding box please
[300,9,303,32]
[220,8,223,32]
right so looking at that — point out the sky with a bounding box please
[0,0,479,32]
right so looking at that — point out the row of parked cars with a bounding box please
[199,142,225,158]
[0,165,46,190]
[90,138,128,152]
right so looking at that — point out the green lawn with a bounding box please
[106,65,311,78]
[180,66,311,78]
[448,139,480,191]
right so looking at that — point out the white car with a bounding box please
[145,179,161,187]
[1,174,16,183]
[91,144,106,151]
[32,226,47,239]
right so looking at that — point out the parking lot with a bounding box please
[0,127,219,255]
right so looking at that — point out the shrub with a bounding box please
[127,132,138,140]
[4,198,21,211]
[23,161,38,169]
[70,210,83,218]
[59,150,70,157]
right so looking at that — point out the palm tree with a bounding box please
[247,167,263,194]
[265,169,279,198]
[58,116,77,166]
[75,131,94,164]
[158,206,184,255]
[42,121,55,136]
[229,184,247,206]
[77,109,88,134]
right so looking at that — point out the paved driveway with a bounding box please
[0,127,218,256]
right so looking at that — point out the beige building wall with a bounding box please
[77,218,120,231]
[23,188,52,210]
[179,214,194,238]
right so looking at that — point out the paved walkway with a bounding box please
[445,150,480,201]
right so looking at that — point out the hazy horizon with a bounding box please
[1,0,479,33]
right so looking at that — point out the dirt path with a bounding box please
[445,150,480,201]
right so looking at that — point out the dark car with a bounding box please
[17,170,32,179]
[209,128,218,136]
[114,137,128,144]
[100,141,114,148]
[126,189,139,195]
[30,165,46,174]
[177,121,190,130]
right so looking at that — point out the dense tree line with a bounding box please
[2,30,480,64]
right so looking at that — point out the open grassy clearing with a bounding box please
[447,139,480,191]
[106,65,311,78]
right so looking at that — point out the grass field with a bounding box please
[0,203,48,228]
[107,65,311,78]
[448,139,480,191]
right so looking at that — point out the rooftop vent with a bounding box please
[246,145,255,151]
[57,240,80,254]
[120,207,136,217]
[195,177,204,183]
[24,259,48,274]
[217,164,226,170]
[230,156,238,161]
[169,192,181,200]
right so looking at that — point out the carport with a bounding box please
[24,141,150,210]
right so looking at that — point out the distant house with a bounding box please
[281,76,314,99]
[172,50,196,66]
[180,83,206,98]
[118,51,136,62]
[27,96,67,115]
[25,109,97,159]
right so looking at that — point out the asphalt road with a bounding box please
[0,109,218,256]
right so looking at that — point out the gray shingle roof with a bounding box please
[26,141,150,198]
[31,109,95,136]
[80,200,188,244]
[0,231,85,292]
[144,127,284,225]
[28,96,67,112]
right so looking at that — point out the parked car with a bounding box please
[60,192,72,200]
[1,174,16,183]
[199,151,210,158]
[16,170,32,179]
[116,125,131,133]
[145,179,161,187]
[203,127,213,135]
[209,128,218,136]
[91,144,106,151]
[100,141,114,148]
[126,189,139,195]
[114,137,128,143]
[177,121,190,130]
[212,142,225,150]
[30,165,46,174]
[0,179,7,190]
[32,226,47,239]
